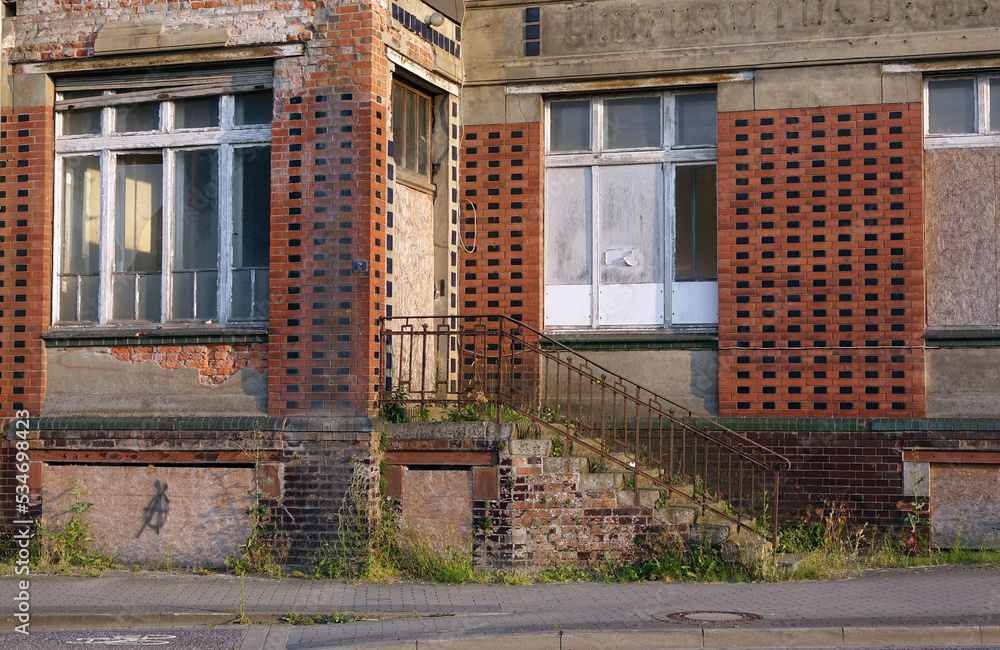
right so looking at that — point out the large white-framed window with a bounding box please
[544,91,718,330]
[924,72,1000,148]
[53,70,273,325]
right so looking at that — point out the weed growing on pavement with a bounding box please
[278,609,358,625]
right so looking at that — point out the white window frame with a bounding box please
[924,72,1000,149]
[543,91,718,331]
[53,91,272,326]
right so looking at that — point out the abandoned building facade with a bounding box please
[1,0,999,566]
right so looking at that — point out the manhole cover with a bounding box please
[658,610,761,623]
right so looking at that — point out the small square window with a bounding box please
[927,78,976,134]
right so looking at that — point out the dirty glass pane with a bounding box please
[62,109,102,136]
[405,88,418,172]
[232,146,271,319]
[172,273,195,319]
[604,97,660,149]
[990,78,1000,132]
[549,100,590,151]
[60,90,103,136]
[674,165,718,281]
[61,156,101,275]
[597,164,662,285]
[928,79,975,134]
[544,166,592,285]
[114,153,163,321]
[115,101,160,133]
[231,270,252,320]
[60,155,101,321]
[417,92,430,176]
[235,91,273,126]
[675,93,717,146]
[175,97,220,129]
[253,269,268,320]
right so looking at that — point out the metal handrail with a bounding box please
[379,314,789,545]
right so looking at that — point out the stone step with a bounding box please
[653,505,697,527]
[567,439,603,458]
[580,472,624,492]
[688,523,731,546]
[616,488,661,508]
[542,456,588,475]
[509,439,551,457]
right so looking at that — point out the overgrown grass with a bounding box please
[777,506,1000,581]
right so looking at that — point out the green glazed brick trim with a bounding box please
[925,329,1000,348]
[543,332,718,351]
[42,328,268,348]
[22,416,377,434]
[707,417,870,433]
[705,416,1000,433]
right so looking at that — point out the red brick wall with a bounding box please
[717,104,924,418]
[107,345,267,385]
[746,430,903,526]
[0,106,53,525]
[460,124,543,331]
[0,107,53,418]
[266,5,389,418]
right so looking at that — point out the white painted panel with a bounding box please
[545,284,593,327]
[671,281,718,324]
[598,283,663,326]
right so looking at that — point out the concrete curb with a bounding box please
[5,614,995,649]
[343,625,997,650]
[2,612,235,630]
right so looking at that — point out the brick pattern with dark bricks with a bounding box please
[460,124,543,331]
[717,104,925,418]
[267,9,390,418]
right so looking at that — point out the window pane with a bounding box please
[675,165,718,280]
[62,109,102,136]
[115,101,160,133]
[417,93,429,176]
[405,88,418,172]
[604,97,660,149]
[990,78,1000,132]
[60,155,101,321]
[675,93,717,146]
[172,272,195,320]
[175,97,220,129]
[61,156,101,275]
[234,91,273,126]
[392,86,405,168]
[549,100,590,151]
[60,90,103,136]
[114,154,163,321]
[232,146,271,320]
[231,269,252,320]
[598,164,663,285]
[174,149,219,320]
[196,270,218,320]
[253,269,268,320]
[928,79,976,134]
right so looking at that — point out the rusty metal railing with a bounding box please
[379,315,790,546]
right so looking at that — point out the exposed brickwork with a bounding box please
[460,124,543,331]
[745,430,904,526]
[266,5,389,418]
[717,104,925,418]
[503,454,667,567]
[106,344,267,386]
[8,0,311,63]
[0,108,53,418]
